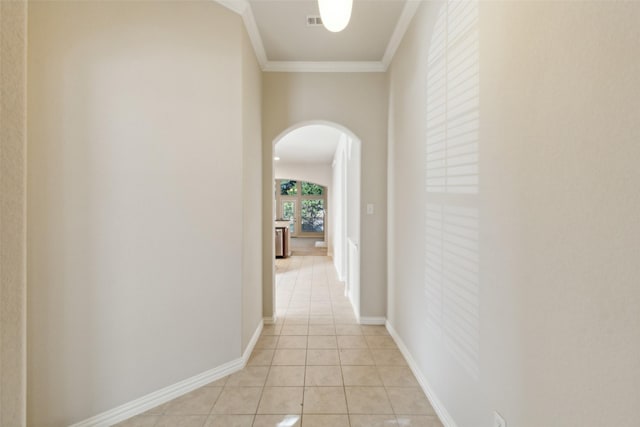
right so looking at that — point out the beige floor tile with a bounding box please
[335,324,363,335]
[386,388,436,415]
[248,349,275,366]
[283,318,309,325]
[366,336,397,349]
[344,387,393,414]
[333,316,358,324]
[302,387,348,414]
[272,349,307,365]
[268,256,445,427]
[302,414,349,427]
[305,365,343,386]
[281,325,309,335]
[350,414,399,427]
[377,366,419,387]
[310,310,332,317]
[257,387,303,414]
[226,367,269,387]
[339,349,375,365]
[361,325,390,336]
[371,349,408,366]
[112,415,159,427]
[261,324,282,336]
[255,335,279,349]
[306,349,340,365]
[140,401,171,415]
[307,335,338,349]
[265,366,305,386]
[204,414,254,427]
[337,335,369,349]
[154,415,207,427]
[164,387,223,415]
[395,415,444,427]
[276,336,307,349]
[252,414,301,427]
[211,387,262,414]
[205,377,228,388]
[341,366,383,386]
[307,325,336,335]
[309,316,334,325]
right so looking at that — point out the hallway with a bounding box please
[116,256,443,426]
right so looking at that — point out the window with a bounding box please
[275,180,326,236]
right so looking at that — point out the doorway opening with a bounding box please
[269,121,362,321]
[276,179,327,256]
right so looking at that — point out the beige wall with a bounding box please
[262,73,388,319]
[388,1,640,426]
[241,25,263,349]
[27,2,254,425]
[0,1,27,426]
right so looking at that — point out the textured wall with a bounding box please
[388,1,640,425]
[0,1,27,426]
[28,2,247,425]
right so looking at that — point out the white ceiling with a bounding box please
[250,0,405,62]
[216,0,420,72]
[275,125,343,164]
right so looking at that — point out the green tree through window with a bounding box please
[280,180,297,196]
[301,182,323,195]
[301,199,324,232]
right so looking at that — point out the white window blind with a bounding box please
[426,0,479,194]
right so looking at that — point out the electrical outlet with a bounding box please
[493,411,506,427]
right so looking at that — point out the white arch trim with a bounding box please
[272,120,362,147]
[268,120,362,324]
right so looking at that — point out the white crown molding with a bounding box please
[215,0,268,68]
[215,0,248,15]
[381,0,421,69]
[217,0,417,73]
[263,61,386,73]
[240,2,268,68]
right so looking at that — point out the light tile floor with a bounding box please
[115,256,444,427]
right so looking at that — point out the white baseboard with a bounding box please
[348,293,360,323]
[242,320,264,365]
[70,321,264,427]
[263,316,276,325]
[359,316,387,325]
[386,320,458,427]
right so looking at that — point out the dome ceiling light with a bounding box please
[318,0,353,33]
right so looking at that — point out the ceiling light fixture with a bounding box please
[318,0,353,33]
[274,156,280,161]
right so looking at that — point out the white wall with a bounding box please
[346,136,361,316]
[274,162,332,188]
[241,21,263,350]
[331,137,347,280]
[27,2,255,425]
[0,1,27,425]
[262,73,388,319]
[388,1,640,426]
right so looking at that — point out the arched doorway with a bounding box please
[266,121,362,321]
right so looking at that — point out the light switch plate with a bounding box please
[366,203,374,215]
